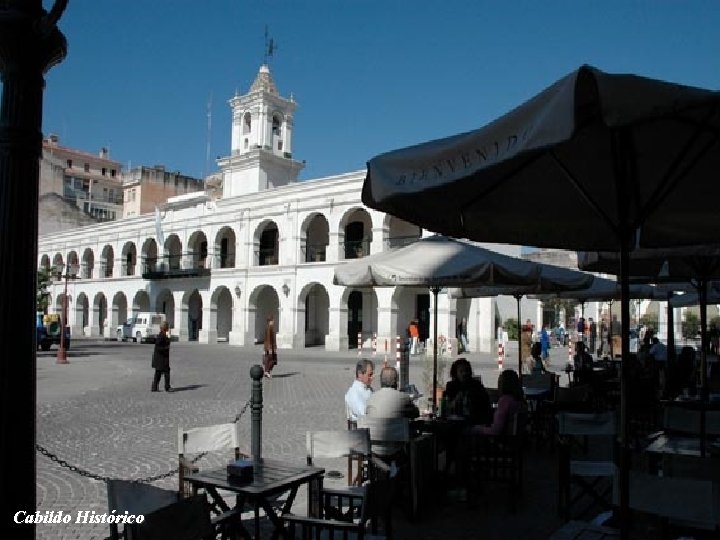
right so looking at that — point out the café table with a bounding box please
[185,458,324,540]
[643,431,720,475]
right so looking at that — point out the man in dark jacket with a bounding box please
[151,321,173,392]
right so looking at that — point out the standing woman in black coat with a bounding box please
[151,321,173,392]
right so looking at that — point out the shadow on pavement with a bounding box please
[267,372,300,379]
[167,384,206,392]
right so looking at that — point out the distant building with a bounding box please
[41,134,123,224]
[37,64,531,352]
[121,165,204,218]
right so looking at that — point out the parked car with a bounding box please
[116,312,166,343]
[36,313,71,351]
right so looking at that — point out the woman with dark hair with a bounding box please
[472,369,525,435]
[444,358,493,425]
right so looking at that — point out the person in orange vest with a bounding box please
[408,319,420,355]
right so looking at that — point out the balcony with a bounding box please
[141,252,210,280]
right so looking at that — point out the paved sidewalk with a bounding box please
[35,339,573,539]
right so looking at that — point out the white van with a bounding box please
[116,312,166,343]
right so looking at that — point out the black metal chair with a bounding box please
[557,411,617,520]
[463,410,528,513]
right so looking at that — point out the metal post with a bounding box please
[515,294,522,381]
[0,3,67,536]
[250,364,264,464]
[431,287,440,413]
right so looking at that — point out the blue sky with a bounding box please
[37,0,720,182]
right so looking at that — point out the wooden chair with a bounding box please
[557,411,617,520]
[356,416,410,462]
[346,417,364,486]
[303,429,393,539]
[281,513,387,540]
[408,433,436,519]
[662,405,702,434]
[357,417,411,516]
[529,373,560,448]
[106,479,213,540]
[178,422,247,538]
[463,410,527,513]
[614,456,720,538]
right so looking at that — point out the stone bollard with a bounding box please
[250,364,264,464]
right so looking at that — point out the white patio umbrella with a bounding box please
[529,276,669,357]
[448,262,594,374]
[333,234,542,410]
[578,247,720,397]
[360,65,720,535]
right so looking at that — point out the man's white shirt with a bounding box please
[345,379,372,421]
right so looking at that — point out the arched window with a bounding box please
[272,114,281,136]
[243,112,251,134]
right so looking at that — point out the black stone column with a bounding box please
[0,2,67,537]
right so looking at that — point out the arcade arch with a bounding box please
[298,282,329,347]
[301,213,329,263]
[248,285,279,343]
[340,208,372,260]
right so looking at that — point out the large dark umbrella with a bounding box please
[361,65,720,537]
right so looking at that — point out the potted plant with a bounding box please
[422,334,450,410]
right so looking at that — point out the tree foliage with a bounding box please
[639,312,659,333]
[503,318,518,341]
[682,311,700,339]
[36,266,52,313]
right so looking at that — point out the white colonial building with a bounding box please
[39,64,545,354]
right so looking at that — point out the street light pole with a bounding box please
[56,269,71,364]
[55,263,77,364]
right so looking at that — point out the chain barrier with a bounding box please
[36,398,252,484]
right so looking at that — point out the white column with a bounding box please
[325,291,349,351]
[173,290,189,342]
[198,292,217,344]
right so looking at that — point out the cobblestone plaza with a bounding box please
[35,338,568,539]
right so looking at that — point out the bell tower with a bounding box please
[219,64,304,198]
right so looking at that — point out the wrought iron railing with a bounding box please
[141,251,210,279]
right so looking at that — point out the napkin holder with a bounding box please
[227,459,254,482]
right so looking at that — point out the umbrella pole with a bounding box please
[619,241,631,540]
[515,295,522,380]
[698,278,708,457]
[608,300,614,358]
[432,287,439,413]
[666,292,676,364]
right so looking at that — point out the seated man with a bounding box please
[345,359,374,422]
[365,366,419,419]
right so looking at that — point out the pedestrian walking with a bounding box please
[263,315,277,378]
[151,321,173,392]
[408,319,420,355]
